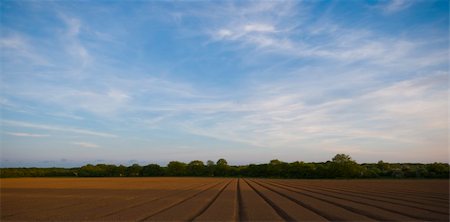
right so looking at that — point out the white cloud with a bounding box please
[1,120,116,138]
[174,72,447,154]
[243,24,276,33]
[204,1,296,47]
[59,14,91,67]
[47,112,84,120]
[6,132,50,138]
[73,142,99,148]
[382,0,414,13]
[217,29,233,38]
[0,35,49,65]
[1,72,211,117]
[1,1,446,163]
[64,17,81,37]
[0,36,25,49]
[59,89,130,115]
[203,1,444,68]
[214,22,277,42]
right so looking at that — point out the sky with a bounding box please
[0,0,448,167]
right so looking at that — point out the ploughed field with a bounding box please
[1,178,448,221]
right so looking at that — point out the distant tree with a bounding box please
[113,165,127,176]
[332,154,353,163]
[216,159,228,166]
[414,166,428,178]
[361,164,381,178]
[2,157,449,179]
[77,164,118,177]
[127,164,143,177]
[391,168,404,178]
[206,160,215,176]
[426,163,450,178]
[288,161,315,178]
[314,163,330,178]
[215,158,229,176]
[330,154,362,178]
[187,160,206,176]
[375,160,391,176]
[166,161,187,176]
[244,164,268,177]
[270,159,282,165]
[0,167,76,178]
[227,166,240,177]
[268,159,288,178]
[142,164,163,176]
[79,164,103,177]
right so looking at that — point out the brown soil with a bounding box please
[1,178,448,221]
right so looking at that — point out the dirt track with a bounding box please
[1,178,448,221]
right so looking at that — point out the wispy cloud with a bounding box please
[6,132,50,137]
[1,74,205,117]
[244,23,276,33]
[382,0,414,13]
[215,23,277,40]
[176,72,447,154]
[202,1,444,68]
[0,34,49,65]
[58,14,91,68]
[73,142,99,148]
[0,1,447,165]
[1,120,116,138]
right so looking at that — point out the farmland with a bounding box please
[1,178,448,221]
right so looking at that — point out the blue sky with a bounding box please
[0,0,448,167]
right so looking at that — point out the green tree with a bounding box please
[79,164,108,177]
[426,163,450,178]
[330,154,361,178]
[166,161,187,176]
[288,161,315,178]
[216,158,228,166]
[332,154,353,163]
[127,164,143,177]
[142,164,163,176]
[268,159,287,178]
[206,160,215,176]
[113,165,127,176]
[215,158,229,176]
[187,160,206,176]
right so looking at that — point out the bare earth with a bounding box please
[1,178,448,221]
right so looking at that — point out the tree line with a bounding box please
[1,154,449,179]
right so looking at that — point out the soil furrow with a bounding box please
[189,180,233,221]
[307,181,449,201]
[2,190,129,220]
[2,201,86,219]
[237,178,244,222]
[97,182,209,219]
[97,181,222,221]
[238,178,284,221]
[138,180,226,221]
[333,183,448,202]
[278,180,449,215]
[2,178,448,222]
[252,179,373,221]
[266,181,396,220]
[268,180,446,221]
[247,179,327,221]
[268,180,447,221]
[276,180,449,207]
[342,182,449,198]
[244,179,294,221]
[193,179,239,222]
